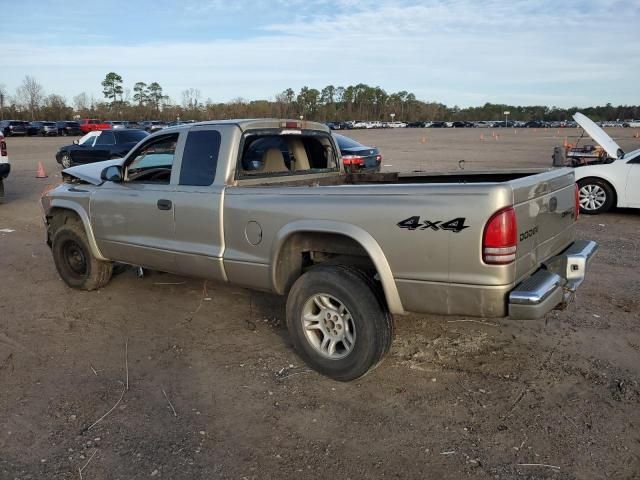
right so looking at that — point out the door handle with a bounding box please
[157,199,172,210]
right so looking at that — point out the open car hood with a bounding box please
[573,112,624,159]
[62,158,124,186]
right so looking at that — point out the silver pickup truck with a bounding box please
[41,119,597,380]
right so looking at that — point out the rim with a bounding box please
[301,294,356,360]
[579,184,606,211]
[61,155,71,168]
[62,239,88,277]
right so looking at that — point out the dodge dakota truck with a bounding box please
[41,119,597,381]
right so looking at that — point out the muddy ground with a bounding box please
[0,128,639,479]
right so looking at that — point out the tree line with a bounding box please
[1,73,639,123]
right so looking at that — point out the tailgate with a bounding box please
[511,168,576,282]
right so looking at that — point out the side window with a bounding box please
[179,130,221,186]
[126,134,178,184]
[95,130,115,145]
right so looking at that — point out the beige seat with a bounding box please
[286,138,311,170]
[262,148,288,173]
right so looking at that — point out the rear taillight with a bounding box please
[0,140,6,157]
[342,155,364,166]
[483,207,517,264]
[574,183,580,220]
[376,154,382,162]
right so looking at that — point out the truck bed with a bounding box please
[247,169,553,187]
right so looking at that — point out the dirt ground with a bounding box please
[1,128,639,480]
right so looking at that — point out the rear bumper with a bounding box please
[508,240,598,319]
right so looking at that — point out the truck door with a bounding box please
[170,126,226,281]
[90,132,181,273]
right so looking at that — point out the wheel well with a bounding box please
[578,177,617,206]
[274,232,378,295]
[46,208,82,244]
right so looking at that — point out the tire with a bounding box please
[60,153,73,169]
[51,220,112,290]
[286,264,394,381]
[61,130,67,136]
[577,178,615,214]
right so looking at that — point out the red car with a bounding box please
[79,119,111,134]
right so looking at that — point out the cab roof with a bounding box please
[164,118,330,133]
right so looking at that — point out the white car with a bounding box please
[0,133,9,198]
[572,113,640,214]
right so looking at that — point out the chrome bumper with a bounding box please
[508,240,598,320]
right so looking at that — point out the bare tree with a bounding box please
[16,75,44,120]
[73,92,90,113]
[181,88,201,109]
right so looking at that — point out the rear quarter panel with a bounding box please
[223,183,514,290]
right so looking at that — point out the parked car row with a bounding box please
[0,120,82,136]
[0,118,196,137]
[325,119,592,130]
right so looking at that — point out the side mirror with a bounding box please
[73,139,79,145]
[101,165,123,183]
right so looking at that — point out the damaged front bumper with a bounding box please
[508,240,598,320]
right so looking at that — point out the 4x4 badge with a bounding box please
[397,216,469,233]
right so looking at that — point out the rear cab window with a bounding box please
[237,130,339,180]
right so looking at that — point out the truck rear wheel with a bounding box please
[52,221,113,290]
[286,265,393,381]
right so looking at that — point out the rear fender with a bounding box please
[271,220,405,315]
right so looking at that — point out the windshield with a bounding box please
[78,132,99,146]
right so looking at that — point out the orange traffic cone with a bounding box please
[491,131,496,138]
[495,133,499,140]
[480,133,485,141]
[36,162,48,178]
[420,136,427,144]
[563,137,568,148]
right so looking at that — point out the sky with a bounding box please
[2,0,640,108]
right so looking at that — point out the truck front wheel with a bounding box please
[286,265,393,381]
[52,220,113,290]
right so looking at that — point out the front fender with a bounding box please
[47,199,108,261]
[573,166,618,187]
[270,220,406,315]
